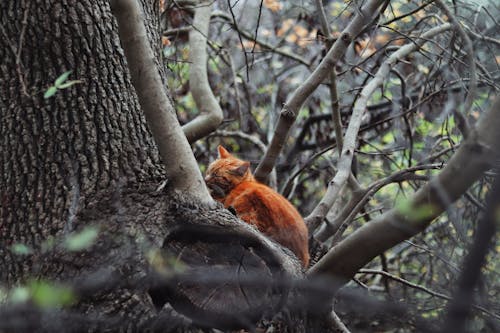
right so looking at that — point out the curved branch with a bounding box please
[304,23,452,229]
[253,0,386,182]
[308,95,500,292]
[110,0,212,203]
[182,2,224,143]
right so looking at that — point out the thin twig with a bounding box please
[212,11,311,67]
[208,130,267,152]
[358,269,500,321]
[434,0,477,138]
[227,0,250,81]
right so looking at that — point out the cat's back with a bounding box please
[225,180,306,236]
[226,180,310,266]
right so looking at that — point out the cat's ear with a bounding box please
[232,161,250,176]
[218,145,231,158]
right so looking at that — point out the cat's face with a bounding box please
[205,146,251,200]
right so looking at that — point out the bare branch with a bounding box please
[208,130,267,152]
[314,164,443,242]
[308,95,500,292]
[305,24,453,229]
[358,269,500,321]
[212,10,311,67]
[182,2,224,143]
[110,0,212,203]
[330,310,352,333]
[434,0,477,137]
[465,26,500,47]
[314,0,343,154]
[253,0,387,182]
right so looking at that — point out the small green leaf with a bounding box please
[58,80,82,89]
[30,281,75,308]
[396,199,437,221]
[43,86,58,99]
[54,70,72,87]
[10,287,30,304]
[11,243,33,255]
[64,226,99,251]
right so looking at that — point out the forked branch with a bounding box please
[253,0,387,182]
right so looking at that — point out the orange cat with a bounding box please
[205,145,309,267]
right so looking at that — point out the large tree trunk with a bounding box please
[0,0,163,278]
[0,1,301,331]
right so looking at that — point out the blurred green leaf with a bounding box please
[396,198,437,221]
[30,280,75,308]
[382,131,394,144]
[11,243,33,255]
[64,226,99,251]
[10,287,30,304]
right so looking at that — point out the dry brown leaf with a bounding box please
[264,0,283,12]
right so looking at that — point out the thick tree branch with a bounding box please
[253,0,386,182]
[182,2,224,143]
[308,95,500,292]
[110,0,212,203]
[305,24,453,228]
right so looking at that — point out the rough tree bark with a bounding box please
[0,1,301,331]
[0,0,163,281]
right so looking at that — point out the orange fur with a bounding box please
[205,146,310,267]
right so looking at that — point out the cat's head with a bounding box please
[205,145,254,200]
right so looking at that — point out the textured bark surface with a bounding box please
[0,0,163,281]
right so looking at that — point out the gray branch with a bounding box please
[305,24,453,228]
[110,0,212,203]
[253,0,386,182]
[182,2,224,143]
